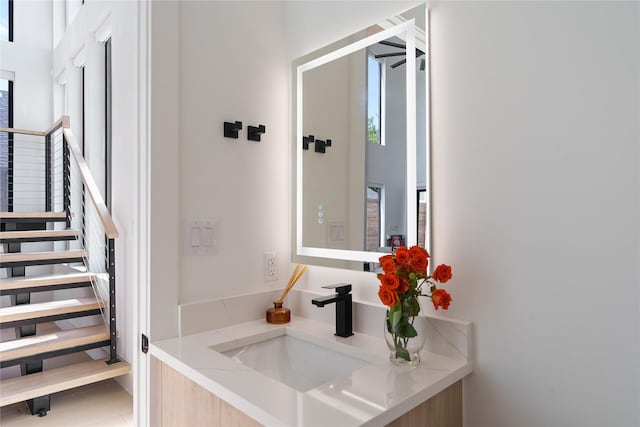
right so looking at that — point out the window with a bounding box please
[0,0,13,42]
[0,79,13,210]
[367,55,384,145]
[366,185,384,251]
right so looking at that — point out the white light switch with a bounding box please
[202,227,213,247]
[191,227,201,247]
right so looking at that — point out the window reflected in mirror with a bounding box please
[366,185,383,251]
[367,55,383,146]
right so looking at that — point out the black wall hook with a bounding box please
[303,135,315,150]
[315,139,328,153]
[248,124,266,142]
[303,135,331,153]
[224,121,243,139]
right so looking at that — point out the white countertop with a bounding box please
[150,316,472,427]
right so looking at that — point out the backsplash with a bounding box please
[178,288,472,362]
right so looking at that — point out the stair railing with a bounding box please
[1,117,121,365]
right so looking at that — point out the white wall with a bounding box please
[149,0,180,342]
[177,1,289,304]
[430,2,640,425]
[288,1,640,426]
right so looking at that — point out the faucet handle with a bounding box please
[322,283,352,295]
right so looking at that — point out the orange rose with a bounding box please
[431,289,452,310]
[432,264,453,283]
[411,255,428,274]
[380,273,400,290]
[397,278,409,294]
[395,247,410,265]
[409,245,429,260]
[380,255,396,274]
[378,286,399,307]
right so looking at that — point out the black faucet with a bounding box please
[311,283,353,338]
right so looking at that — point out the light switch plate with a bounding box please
[184,219,218,256]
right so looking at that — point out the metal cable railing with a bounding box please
[61,124,119,364]
[6,134,46,212]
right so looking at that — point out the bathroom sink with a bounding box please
[211,332,370,392]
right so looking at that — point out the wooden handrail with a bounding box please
[0,116,69,138]
[44,116,70,136]
[62,128,119,239]
[0,127,46,137]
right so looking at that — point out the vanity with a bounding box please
[149,289,472,427]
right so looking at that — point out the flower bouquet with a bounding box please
[377,246,453,365]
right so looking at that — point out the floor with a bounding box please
[0,379,133,427]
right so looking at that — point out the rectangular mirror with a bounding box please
[292,4,429,271]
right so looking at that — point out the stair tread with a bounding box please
[0,297,104,324]
[0,212,67,219]
[0,250,87,263]
[0,230,78,240]
[0,357,131,407]
[0,272,96,292]
[0,324,109,363]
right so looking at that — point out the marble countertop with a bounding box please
[150,316,472,427]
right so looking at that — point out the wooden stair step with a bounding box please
[0,212,67,223]
[0,272,96,295]
[0,249,86,268]
[0,357,131,407]
[0,229,78,243]
[0,297,104,326]
[0,324,110,365]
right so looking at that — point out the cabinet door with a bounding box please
[150,356,262,427]
[385,380,462,427]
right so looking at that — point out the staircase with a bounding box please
[0,117,130,416]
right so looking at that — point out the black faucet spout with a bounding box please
[311,283,353,338]
[311,295,340,307]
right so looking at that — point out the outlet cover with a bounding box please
[263,252,278,281]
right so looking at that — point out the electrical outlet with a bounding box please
[263,252,278,282]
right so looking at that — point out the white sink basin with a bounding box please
[212,332,370,392]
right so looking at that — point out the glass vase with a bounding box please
[384,312,425,367]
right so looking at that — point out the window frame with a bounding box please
[8,0,13,42]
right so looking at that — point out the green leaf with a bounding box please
[395,345,411,361]
[404,297,420,318]
[398,322,418,338]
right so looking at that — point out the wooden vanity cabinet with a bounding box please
[150,356,462,427]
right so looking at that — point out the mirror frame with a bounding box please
[293,10,430,267]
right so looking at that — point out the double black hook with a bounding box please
[303,135,332,153]
[224,121,266,142]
